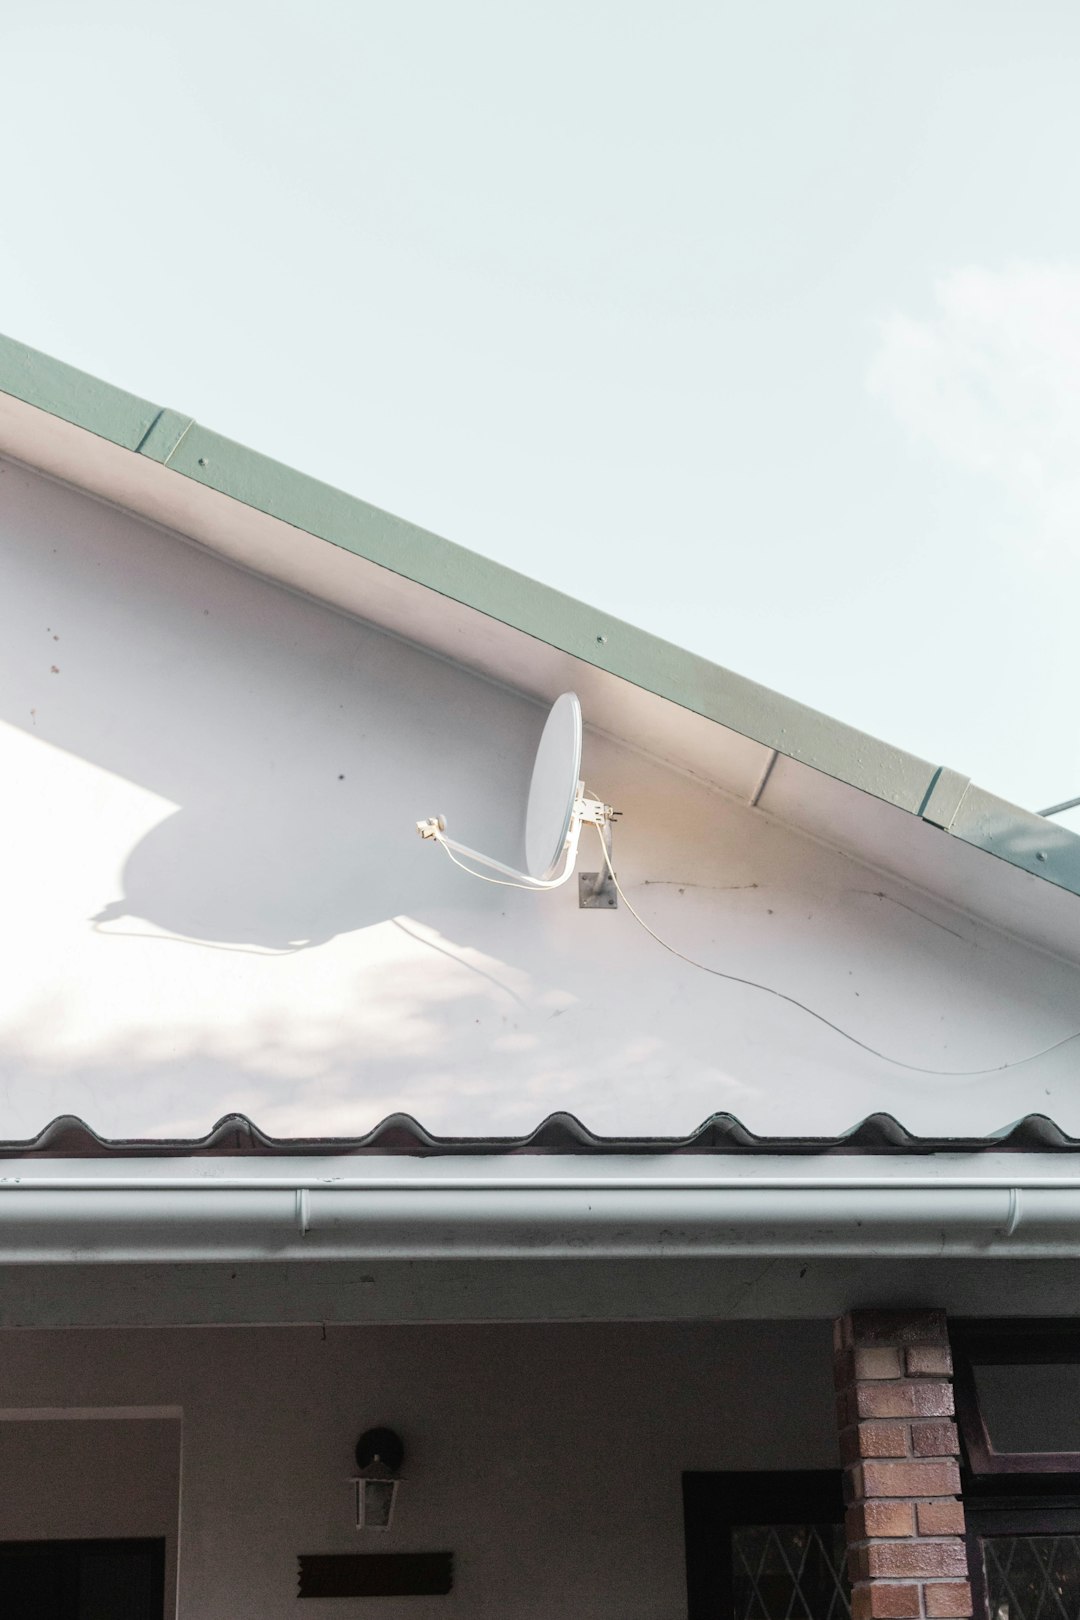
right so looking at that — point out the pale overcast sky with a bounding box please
[4,3,1080,822]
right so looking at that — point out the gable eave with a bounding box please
[2,331,1079,960]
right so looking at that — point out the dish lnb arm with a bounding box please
[415,813,569,888]
[416,789,611,891]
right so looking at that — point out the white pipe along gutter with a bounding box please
[1,1161,1080,1262]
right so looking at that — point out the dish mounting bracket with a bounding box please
[578,814,618,909]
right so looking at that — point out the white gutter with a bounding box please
[2,1162,1080,1262]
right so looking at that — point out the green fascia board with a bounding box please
[2,331,1077,902]
[0,335,931,807]
[170,422,930,807]
[0,333,162,452]
[951,787,1080,894]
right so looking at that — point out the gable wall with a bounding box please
[2,458,1078,1141]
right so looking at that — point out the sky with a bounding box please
[3,2,1080,822]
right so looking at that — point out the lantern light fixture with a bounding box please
[352,1428,404,1531]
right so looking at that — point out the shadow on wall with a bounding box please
[1,462,542,950]
[90,791,456,954]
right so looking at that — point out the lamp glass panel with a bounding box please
[359,1480,396,1530]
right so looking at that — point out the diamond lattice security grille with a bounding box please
[732,1524,851,1620]
[985,1536,1080,1620]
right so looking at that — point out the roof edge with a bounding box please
[3,332,1079,904]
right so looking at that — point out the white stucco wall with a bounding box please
[0,1320,837,1619]
[2,456,1079,1140]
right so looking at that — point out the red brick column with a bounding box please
[834,1310,972,1620]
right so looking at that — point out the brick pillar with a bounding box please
[834,1310,972,1620]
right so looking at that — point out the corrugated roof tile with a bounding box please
[1,1111,1077,1158]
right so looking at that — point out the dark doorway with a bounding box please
[0,1538,165,1620]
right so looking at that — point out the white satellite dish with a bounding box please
[416,692,613,892]
[525,691,582,879]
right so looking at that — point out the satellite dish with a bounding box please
[416,692,612,892]
[525,692,582,879]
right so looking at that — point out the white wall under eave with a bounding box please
[0,1321,838,1620]
[2,456,1080,1142]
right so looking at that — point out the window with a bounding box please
[954,1322,1080,1477]
[0,1538,165,1620]
[954,1322,1080,1620]
[683,1471,848,1620]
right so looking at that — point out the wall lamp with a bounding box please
[352,1428,405,1531]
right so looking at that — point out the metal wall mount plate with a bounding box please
[579,872,617,909]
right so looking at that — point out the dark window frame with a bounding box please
[682,1470,845,1620]
[951,1321,1080,1620]
[952,1319,1080,1478]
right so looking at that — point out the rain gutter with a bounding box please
[3,1169,1080,1262]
